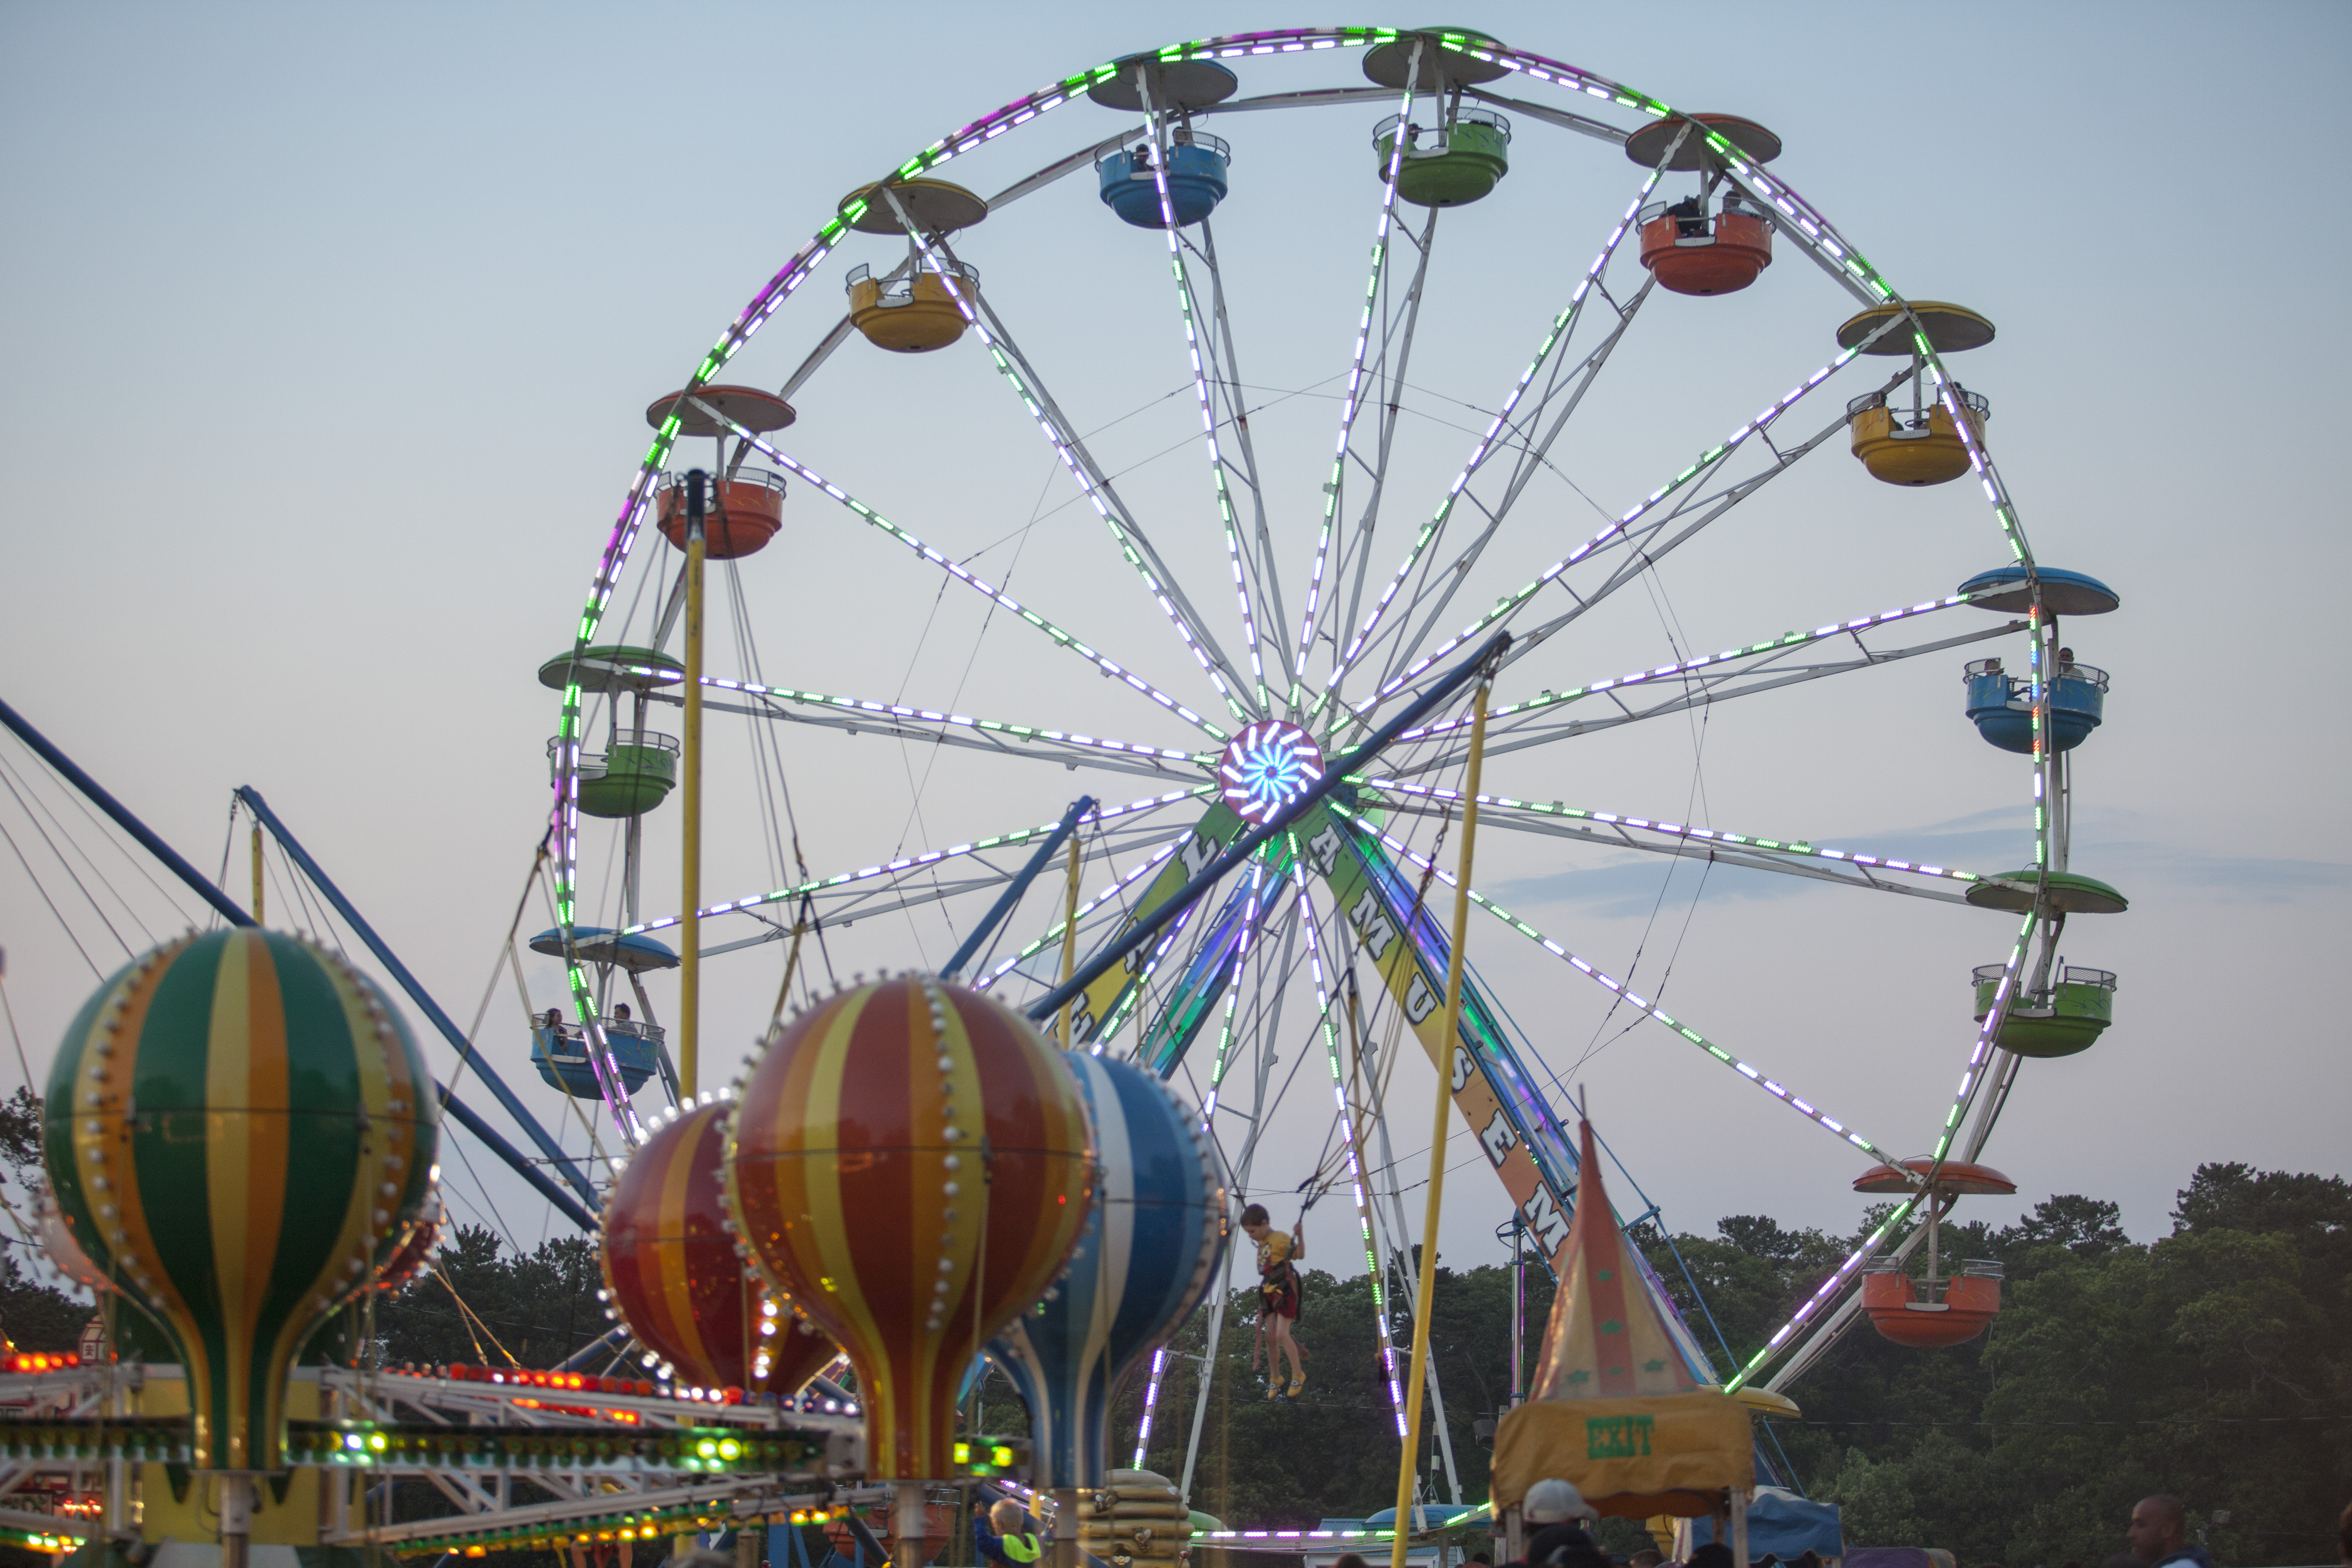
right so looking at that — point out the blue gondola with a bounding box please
[1097,131,1230,228]
[530,1018,663,1099]
[1964,655,2108,753]
[1956,564,2120,617]
[527,926,679,972]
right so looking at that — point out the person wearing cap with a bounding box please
[1521,1480,1604,1568]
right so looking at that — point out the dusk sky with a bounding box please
[3,0,2345,1369]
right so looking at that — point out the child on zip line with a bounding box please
[1240,1202,1306,1400]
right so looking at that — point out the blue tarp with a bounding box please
[1688,1487,1844,1560]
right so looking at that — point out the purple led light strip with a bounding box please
[1362,781,1984,886]
[1136,81,1270,713]
[1294,39,1421,707]
[1319,139,1684,720]
[1340,811,1889,1158]
[692,409,1230,743]
[683,673,1212,769]
[617,787,1207,937]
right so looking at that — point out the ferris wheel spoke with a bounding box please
[1132,85,1277,712]
[1297,40,1430,710]
[1324,133,1686,720]
[1279,855,1410,1434]
[1394,588,1996,753]
[1194,217,1293,696]
[1363,274,1659,699]
[1337,808,1897,1161]
[985,130,1134,213]
[1366,786,1987,904]
[1411,615,2023,772]
[775,315,857,403]
[1309,204,1442,714]
[892,211,1256,723]
[676,676,1212,784]
[615,785,1210,941]
[1340,322,1908,721]
[683,402,1233,742]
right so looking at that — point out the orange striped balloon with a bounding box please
[601,1100,838,1394]
[725,975,1093,1480]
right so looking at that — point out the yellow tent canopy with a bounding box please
[1491,1118,1753,1521]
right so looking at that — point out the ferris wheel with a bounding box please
[540,23,2125,1472]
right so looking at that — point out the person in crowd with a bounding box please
[2125,1496,2211,1568]
[1332,1557,1372,1568]
[1629,1550,1662,1568]
[1686,1545,1735,1568]
[2338,1498,2351,1567]
[1522,1479,1605,1568]
[976,1499,1041,1567]
[1239,1202,1305,1398]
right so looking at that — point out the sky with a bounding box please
[3,1,2348,1382]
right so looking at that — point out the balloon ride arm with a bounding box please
[236,786,603,1217]
[0,699,601,1231]
[1027,631,1511,1023]
[941,795,1096,980]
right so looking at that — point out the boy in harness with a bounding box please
[1240,1202,1305,1400]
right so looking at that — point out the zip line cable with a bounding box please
[0,816,100,978]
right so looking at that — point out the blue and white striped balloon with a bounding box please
[990,1054,1225,1489]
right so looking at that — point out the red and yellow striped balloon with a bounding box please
[601,1100,838,1394]
[725,975,1093,1480]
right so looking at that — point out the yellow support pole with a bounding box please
[679,470,707,1100]
[250,823,264,924]
[1389,668,1493,1568]
[1057,833,1082,1047]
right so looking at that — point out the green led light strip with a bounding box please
[1335,809,1890,1158]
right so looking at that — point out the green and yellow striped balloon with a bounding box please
[42,930,440,1470]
